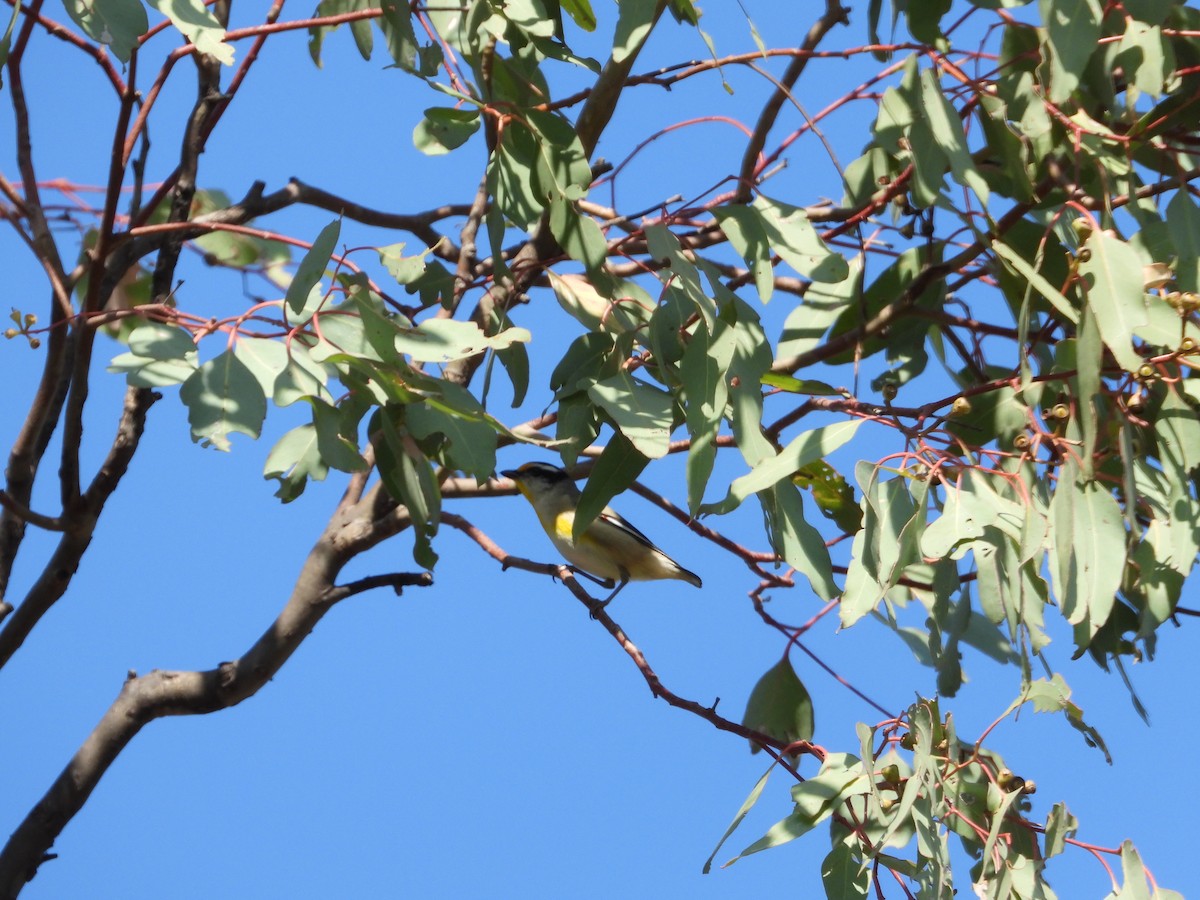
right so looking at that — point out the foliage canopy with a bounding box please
[1,0,1198,896]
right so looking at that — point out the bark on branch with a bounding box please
[0,488,429,897]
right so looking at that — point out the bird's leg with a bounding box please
[590,569,630,619]
[567,567,615,589]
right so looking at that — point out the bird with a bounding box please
[501,461,702,608]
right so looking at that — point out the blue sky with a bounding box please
[1,3,1197,897]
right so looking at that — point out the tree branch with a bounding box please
[734,0,850,202]
[0,386,159,669]
[0,487,431,895]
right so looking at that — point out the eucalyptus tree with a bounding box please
[1,0,1196,896]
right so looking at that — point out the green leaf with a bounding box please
[1048,469,1127,638]
[549,197,608,275]
[587,372,676,460]
[310,399,368,473]
[906,116,948,208]
[572,434,649,542]
[555,394,601,470]
[179,349,268,451]
[304,302,379,364]
[61,0,148,62]
[107,351,198,388]
[264,424,329,502]
[681,321,736,512]
[1043,802,1077,859]
[760,374,841,396]
[840,532,882,628]
[235,340,291,396]
[550,331,619,395]
[413,107,481,156]
[824,244,944,366]
[776,257,861,362]
[1165,191,1200,292]
[500,0,557,39]
[488,124,543,231]
[855,466,928,593]
[1116,841,1154,900]
[1117,21,1168,98]
[713,205,775,301]
[146,0,234,64]
[820,842,870,899]
[372,410,440,568]
[393,318,531,363]
[645,225,719,326]
[1078,230,1148,371]
[378,0,419,71]
[1040,0,1102,103]
[378,242,431,285]
[702,765,776,874]
[127,323,195,361]
[287,219,341,319]
[742,657,815,753]
[730,755,870,863]
[752,195,849,283]
[0,3,21,74]
[904,0,951,44]
[273,346,331,407]
[702,421,861,515]
[992,234,1079,325]
[309,0,373,65]
[917,67,989,203]
[407,396,497,482]
[495,332,530,408]
[794,460,862,534]
[347,280,406,363]
[1075,312,1104,479]
[761,484,839,601]
[1019,674,1111,762]
[560,0,597,31]
[612,0,658,63]
[527,109,592,202]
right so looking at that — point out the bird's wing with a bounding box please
[598,506,660,551]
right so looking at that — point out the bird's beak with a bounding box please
[500,469,520,480]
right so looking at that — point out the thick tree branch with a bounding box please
[0,480,429,895]
[734,0,850,202]
[0,386,158,669]
[0,491,62,532]
[1,0,76,603]
[574,0,669,157]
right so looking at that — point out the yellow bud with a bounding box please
[1071,218,1094,242]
